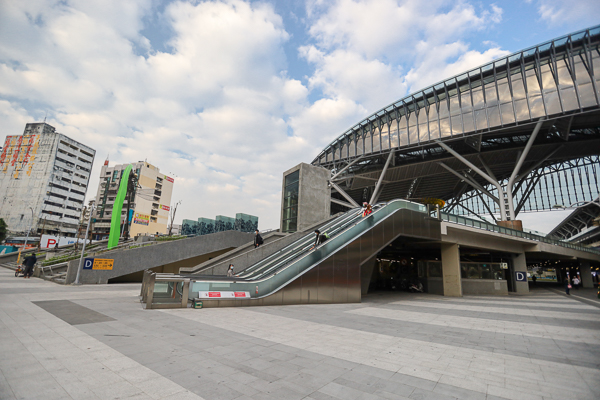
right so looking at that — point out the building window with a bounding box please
[282,170,299,233]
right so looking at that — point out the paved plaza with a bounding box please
[1,268,599,400]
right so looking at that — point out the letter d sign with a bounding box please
[83,258,94,270]
[515,271,527,282]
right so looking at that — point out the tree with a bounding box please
[0,218,7,243]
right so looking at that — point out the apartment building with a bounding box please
[92,161,174,238]
[0,122,95,236]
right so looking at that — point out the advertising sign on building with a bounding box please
[133,213,150,226]
[164,175,174,183]
[40,235,89,249]
[159,204,170,211]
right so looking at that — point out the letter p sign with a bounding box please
[515,271,527,282]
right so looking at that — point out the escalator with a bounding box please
[189,199,435,306]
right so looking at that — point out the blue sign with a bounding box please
[83,258,94,270]
[515,271,527,282]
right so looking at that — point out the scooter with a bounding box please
[14,264,24,277]
[408,281,424,293]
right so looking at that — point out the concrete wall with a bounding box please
[65,230,254,284]
[281,163,330,233]
[462,279,508,295]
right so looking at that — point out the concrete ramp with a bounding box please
[65,230,253,284]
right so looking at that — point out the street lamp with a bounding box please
[74,203,95,285]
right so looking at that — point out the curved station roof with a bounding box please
[313,26,600,220]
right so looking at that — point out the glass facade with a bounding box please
[282,170,299,233]
[313,26,600,168]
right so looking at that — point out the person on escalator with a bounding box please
[227,264,238,277]
[310,230,329,250]
[361,202,373,217]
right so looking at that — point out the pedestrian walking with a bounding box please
[254,230,264,248]
[22,253,37,279]
[572,276,580,289]
[565,278,571,295]
[532,275,537,286]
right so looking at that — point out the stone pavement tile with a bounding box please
[388,372,437,392]
[334,376,380,394]
[161,391,205,400]
[0,370,17,400]
[188,379,247,400]
[408,387,458,400]
[91,380,144,400]
[432,382,486,400]
[301,361,350,381]
[349,364,397,380]
[261,360,303,379]
[10,379,72,400]
[436,375,487,394]
[134,376,189,400]
[486,384,544,400]
[319,381,366,400]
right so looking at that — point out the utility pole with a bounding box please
[74,203,95,285]
[168,200,182,236]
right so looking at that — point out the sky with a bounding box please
[0,0,598,233]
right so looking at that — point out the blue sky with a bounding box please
[0,0,598,231]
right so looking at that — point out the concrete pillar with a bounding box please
[579,261,593,289]
[441,243,462,297]
[511,253,529,294]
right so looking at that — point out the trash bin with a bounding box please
[193,298,203,309]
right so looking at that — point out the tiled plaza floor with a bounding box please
[1,267,599,400]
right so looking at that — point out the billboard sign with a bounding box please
[133,213,150,226]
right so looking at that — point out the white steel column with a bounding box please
[329,181,360,208]
[369,150,395,205]
[506,118,545,220]
[435,140,508,221]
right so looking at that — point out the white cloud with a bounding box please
[300,0,507,131]
[533,0,600,26]
[0,0,311,230]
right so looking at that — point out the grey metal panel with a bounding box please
[359,228,374,260]
[317,257,335,303]
[301,267,319,304]
[282,277,302,305]
[382,214,395,246]
[333,247,349,302]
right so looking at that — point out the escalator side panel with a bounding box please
[358,227,374,260]
[332,246,349,303]
[263,288,283,306]
[317,257,335,304]
[382,213,395,245]
[281,275,302,304]
[301,266,319,304]
[345,231,362,303]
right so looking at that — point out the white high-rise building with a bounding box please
[0,123,96,236]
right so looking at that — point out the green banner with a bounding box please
[107,164,132,249]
